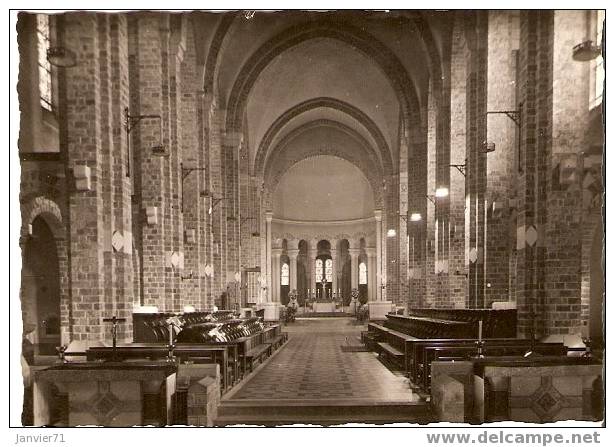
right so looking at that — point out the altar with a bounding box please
[313,302,336,313]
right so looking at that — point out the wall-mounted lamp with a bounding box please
[484,109,521,154]
[180,163,207,212]
[47,47,77,68]
[410,213,422,222]
[435,187,449,198]
[450,159,467,176]
[202,193,225,215]
[572,40,602,61]
[124,107,165,177]
[426,187,449,204]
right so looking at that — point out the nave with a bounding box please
[217,318,426,425]
[15,9,605,427]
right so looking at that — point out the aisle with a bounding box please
[226,317,416,402]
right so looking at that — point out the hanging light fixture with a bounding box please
[46,47,77,68]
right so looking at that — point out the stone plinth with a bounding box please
[367,301,393,320]
[431,361,475,423]
[262,302,283,322]
[33,362,176,427]
[176,363,220,427]
[481,364,603,423]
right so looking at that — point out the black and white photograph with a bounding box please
[8,5,607,437]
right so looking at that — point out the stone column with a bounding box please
[288,248,299,291]
[265,211,273,302]
[331,247,338,300]
[366,248,377,301]
[374,210,383,301]
[309,239,317,299]
[272,248,282,303]
[349,247,360,290]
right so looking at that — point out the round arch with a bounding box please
[254,97,393,176]
[224,20,422,133]
[21,196,65,242]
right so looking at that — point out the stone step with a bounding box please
[215,399,432,425]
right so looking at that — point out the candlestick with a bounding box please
[478,320,483,342]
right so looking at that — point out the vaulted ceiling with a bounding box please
[191,10,452,188]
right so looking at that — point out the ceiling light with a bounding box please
[410,213,422,222]
[387,229,397,238]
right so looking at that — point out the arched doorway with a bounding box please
[21,216,61,355]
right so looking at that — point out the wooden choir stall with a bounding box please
[30,310,288,427]
[362,308,603,423]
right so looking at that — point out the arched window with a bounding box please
[359,262,367,285]
[325,259,333,282]
[37,14,52,110]
[281,263,289,286]
[315,259,323,281]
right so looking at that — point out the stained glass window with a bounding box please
[359,262,367,285]
[315,259,323,281]
[325,259,333,282]
[37,15,52,110]
[281,263,289,286]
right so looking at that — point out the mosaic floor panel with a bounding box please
[228,318,415,402]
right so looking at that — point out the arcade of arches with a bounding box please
[15,10,604,425]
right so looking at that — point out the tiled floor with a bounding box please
[227,318,417,402]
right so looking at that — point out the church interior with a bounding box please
[15,10,604,426]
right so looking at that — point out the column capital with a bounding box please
[330,248,337,259]
[265,211,273,222]
[272,247,283,256]
[374,209,383,221]
[287,248,299,259]
[348,248,361,257]
[309,239,318,250]
[366,247,376,257]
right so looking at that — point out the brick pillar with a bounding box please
[207,103,222,302]
[465,12,489,309]
[178,17,201,310]
[398,122,409,307]
[60,12,105,341]
[106,14,133,339]
[485,11,519,307]
[130,13,168,310]
[385,174,399,303]
[516,11,554,338]
[265,211,273,302]
[366,248,377,302]
[374,210,383,301]
[272,248,282,303]
[543,10,587,335]
[449,15,469,308]
[408,111,428,309]
[435,63,452,309]
[425,82,437,308]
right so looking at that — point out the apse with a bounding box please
[272,155,375,221]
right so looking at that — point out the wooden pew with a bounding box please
[86,344,232,390]
[376,328,418,373]
[420,342,567,392]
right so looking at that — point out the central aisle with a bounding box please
[229,318,413,401]
[217,318,430,425]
